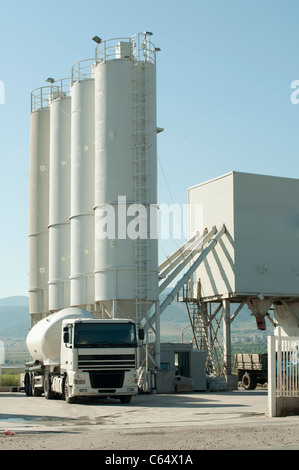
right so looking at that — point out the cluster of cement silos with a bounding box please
[29,33,160,333]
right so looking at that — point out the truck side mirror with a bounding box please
[138,328,144,341]
[63,331,70,343]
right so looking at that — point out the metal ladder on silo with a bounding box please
[132,54,151,329]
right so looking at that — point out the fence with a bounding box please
[268,327,299,417]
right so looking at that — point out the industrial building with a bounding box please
[28,33,299,412]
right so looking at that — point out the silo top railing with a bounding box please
[71,33,158,85]
[31,85,54,112]
[132,32,157,64]
[95,33,156,65]
[71,58,97,84]
[31,34,159,111]
[31,78,71,112]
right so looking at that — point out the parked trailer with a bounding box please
[235,353,268,390]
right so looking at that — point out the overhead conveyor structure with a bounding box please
[158,225,226,315]
[142,224,226,377]
[158,226,217,295]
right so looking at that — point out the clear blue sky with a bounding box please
[1,0,299,298]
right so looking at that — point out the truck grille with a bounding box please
[89,371,124,389]
[78,354,136,370]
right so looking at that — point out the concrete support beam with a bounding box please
[223,299,231,376]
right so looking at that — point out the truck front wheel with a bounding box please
[242,372,257,390]
[31,372,43,397]
[64,376,77,404]
[44,373,55,399]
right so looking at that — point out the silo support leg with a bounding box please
[154,300,160,369]
[223,299,231,375]
[222,300,237,389]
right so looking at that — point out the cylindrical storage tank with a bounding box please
[29,87,51,325]
[26,307,93,365]
[48,80,72,312]
[70,64,95,309]
[94,35,158,325]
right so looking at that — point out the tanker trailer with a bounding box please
[24,307,142,403]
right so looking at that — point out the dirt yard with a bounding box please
[1,390,299,451]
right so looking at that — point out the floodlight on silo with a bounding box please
[92,36,102,44]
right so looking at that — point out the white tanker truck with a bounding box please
[24,307,143,403]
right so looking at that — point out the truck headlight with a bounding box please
[74,379,86,384]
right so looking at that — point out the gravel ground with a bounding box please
[1,391,299,451]
[1,421,299,451]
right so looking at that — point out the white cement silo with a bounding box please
[48,80,72,311]
[70,62,95,309]
[29,87,51,325]
[94,34,159,326]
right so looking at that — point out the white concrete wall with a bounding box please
[188,172,235,298]
[234,172,299,296]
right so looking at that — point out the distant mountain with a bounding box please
[0,297,30,339]
[0,292,189,341]
[0,292,272,343]
[0,296,29,307]
[160,292,188,323]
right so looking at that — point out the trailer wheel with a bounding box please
[44,373,55,399]
[242,372,257,390]
[29,372,43,397]
[64,376,77,404]
[24,372,32,396]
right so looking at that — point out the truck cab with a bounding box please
[60,318,139,403]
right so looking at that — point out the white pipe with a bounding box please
[268,334,276,417]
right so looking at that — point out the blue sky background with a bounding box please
[1,0,299,298]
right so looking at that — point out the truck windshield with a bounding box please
[74,323,137,348]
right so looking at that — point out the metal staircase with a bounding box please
[184,290,221,375]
